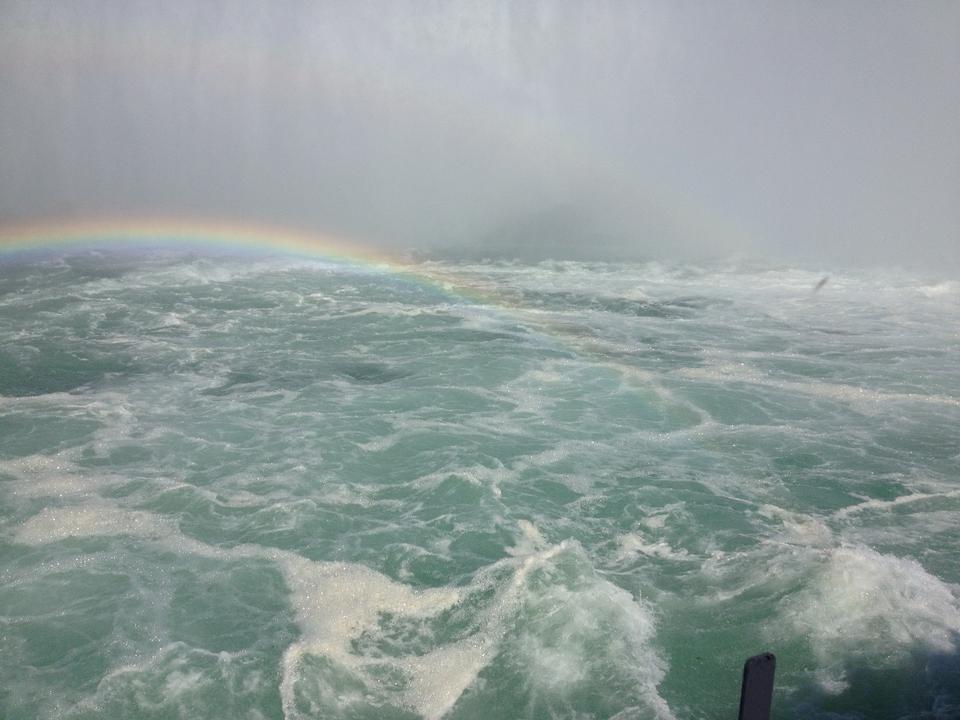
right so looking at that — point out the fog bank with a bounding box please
[1,1,958,267]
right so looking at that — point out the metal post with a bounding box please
[738,652,776,720]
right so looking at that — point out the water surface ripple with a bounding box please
[2,253,959,719]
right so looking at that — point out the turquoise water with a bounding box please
[1,249,959,719]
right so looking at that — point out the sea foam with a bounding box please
[780,545,960,691]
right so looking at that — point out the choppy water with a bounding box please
[2,249,959,720]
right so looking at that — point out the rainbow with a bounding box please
[0,215,664,389]
[0,215,496,307]
[0,215,590,360]
[0,216,399,267]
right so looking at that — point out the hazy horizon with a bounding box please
[2,1,958,268]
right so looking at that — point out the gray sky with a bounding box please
[1,0,958,266]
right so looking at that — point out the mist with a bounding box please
[2,0,958,267]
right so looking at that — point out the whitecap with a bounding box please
[778,545,960,689]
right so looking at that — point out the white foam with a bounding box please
[276,525,672,719]
[10,503,674,719]
[355,416,469,454]
[413,461,511,501]
[13,506,173,545]
[161,480,274,509]
[0,453,99,500]
[78,643,265,717]
[315,484,372,507]
[759,505,834,547]
[505,519,548,557]
[525,368,564,383]
[157,312,186,328]
[676,363,960,408]
[355,432,402,452]
[277,555,464,719]
[833,490,960,519]
[513,443,575,467]
[397,640,492,720]
[9,472,115,500]
[1,448,148,504]
[9,506,472,717]
[617,534,691,561]
[640,507,686,531]
[779,545,960,685]
[276,534,577,720]
[504,539,675,720]
[918,281,960,298]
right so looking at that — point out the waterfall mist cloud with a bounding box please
[1,1,958,267]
